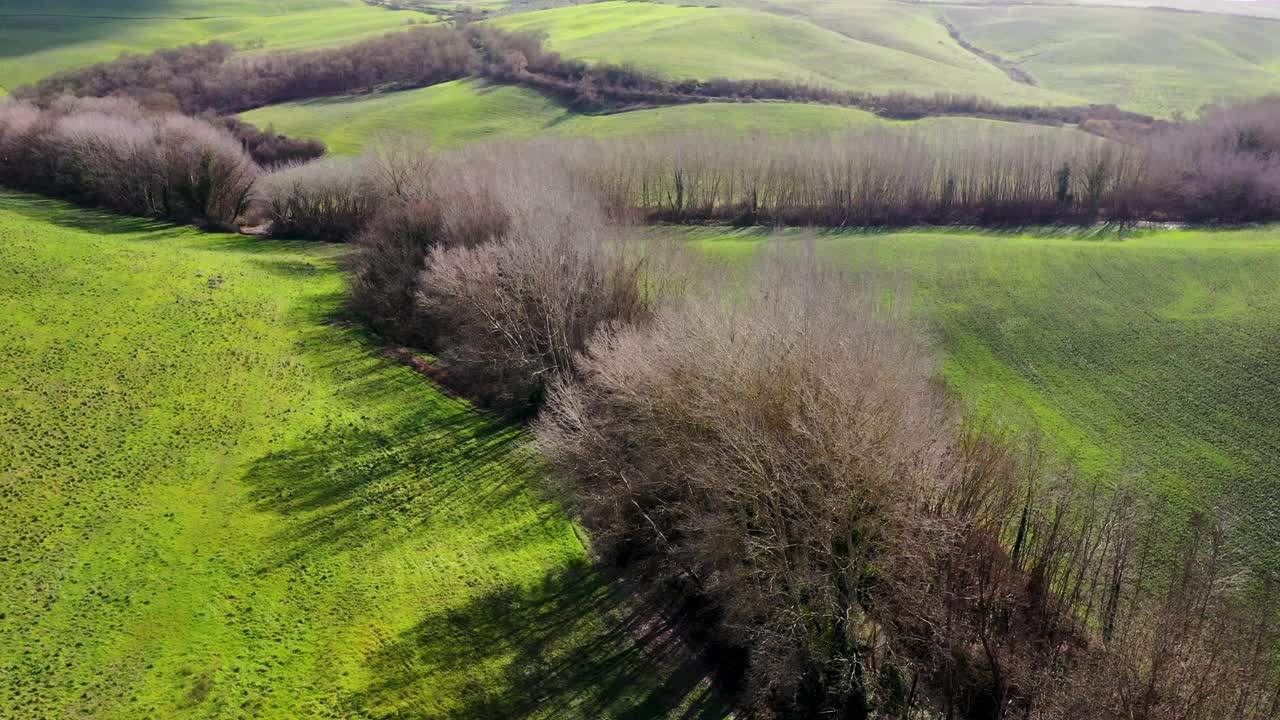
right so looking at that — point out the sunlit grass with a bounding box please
[0,191,722,718]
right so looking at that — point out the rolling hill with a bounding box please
[942,4,1280,116]
[239,78,1089,154]
[490,1,1076,105]
[0,0,426,93]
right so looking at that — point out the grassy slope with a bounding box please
[490,1,1075,105]
[691,226,1280,558]
[943,4,1280,117]
[240,78,1086,154]
[0,0,426,92]
[0,192,722,719]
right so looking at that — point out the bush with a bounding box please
[419,199,657,415]
[536,258,951,713]
[257,156,387,241]
[347,184,509,346]
[0,97,256,226]
[208,115,326,168]
[536,250,1280,718]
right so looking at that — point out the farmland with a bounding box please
[0,192,720,719]
[691,225,1280,559]
[941,4,1280,117]
[490,1,1073,105]
[240,78,1087,155]
[0,0,425,92]
[6,0,1280,713]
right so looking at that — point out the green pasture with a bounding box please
[0,0,427,93]
[240,78,1088,154]
[942,4,1280,117]
[0,192,723,719]
[490,1,1074,105]
[691,225,1280,558]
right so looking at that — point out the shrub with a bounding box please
[257,156,386,241]
[0,97,256,226]
[419,203,656,416]
[536,258,952,712]
[347,184,509,346]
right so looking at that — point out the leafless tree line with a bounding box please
[0,97,256,227]
[11,24,1152,128]
[549,129,1138,225]
[12,27,477,115]
[533,102,1280,225]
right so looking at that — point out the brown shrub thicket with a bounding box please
[257,156,389,241]
[208,115,326,167]
[414,152,675,415]
[0,97,255,226]
[1140,96,1280,222]
[535,254,1280,718]
[556,129,1140,225]
[326,141,684,415]
[347,184,509,346]
[536,260,948,713]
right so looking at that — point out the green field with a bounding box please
[942,4,1280,116]
[0,192,722,719]
[691,225,1280,557]
[0,0,427,92]
[490,1,1075,105]
[240,78,1088,154]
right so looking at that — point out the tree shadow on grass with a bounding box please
[239,311,735,718]
[344,556,733,720]
[0,191,175,235]
[239,363,531,568]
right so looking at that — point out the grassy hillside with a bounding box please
[691,225,1280,559]
[943,4,1280,116]
[0,0,425,92]
[240,78,1089,154]
[0,192,722,719]
[242,80,575,154]
[490,1,1075,105]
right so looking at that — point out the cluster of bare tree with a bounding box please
[539,103,1280,225]
[1140,96,1280,221]
[549,129,1138,225]
[12,24,1152,129]
[0,97,256,227]
[267,141,673,414]
[206,115,325,167]
[534,254,1280,719]
[13,27,478,115]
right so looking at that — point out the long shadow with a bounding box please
[239,319,529,568]
[236,310,735,717]
[0,5,177,65]
[0,190,175,235]
[342,557,732,719]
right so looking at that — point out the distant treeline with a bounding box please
[11,24,1154,128]
[3,93,1278,229]
[550,101,1280,225]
